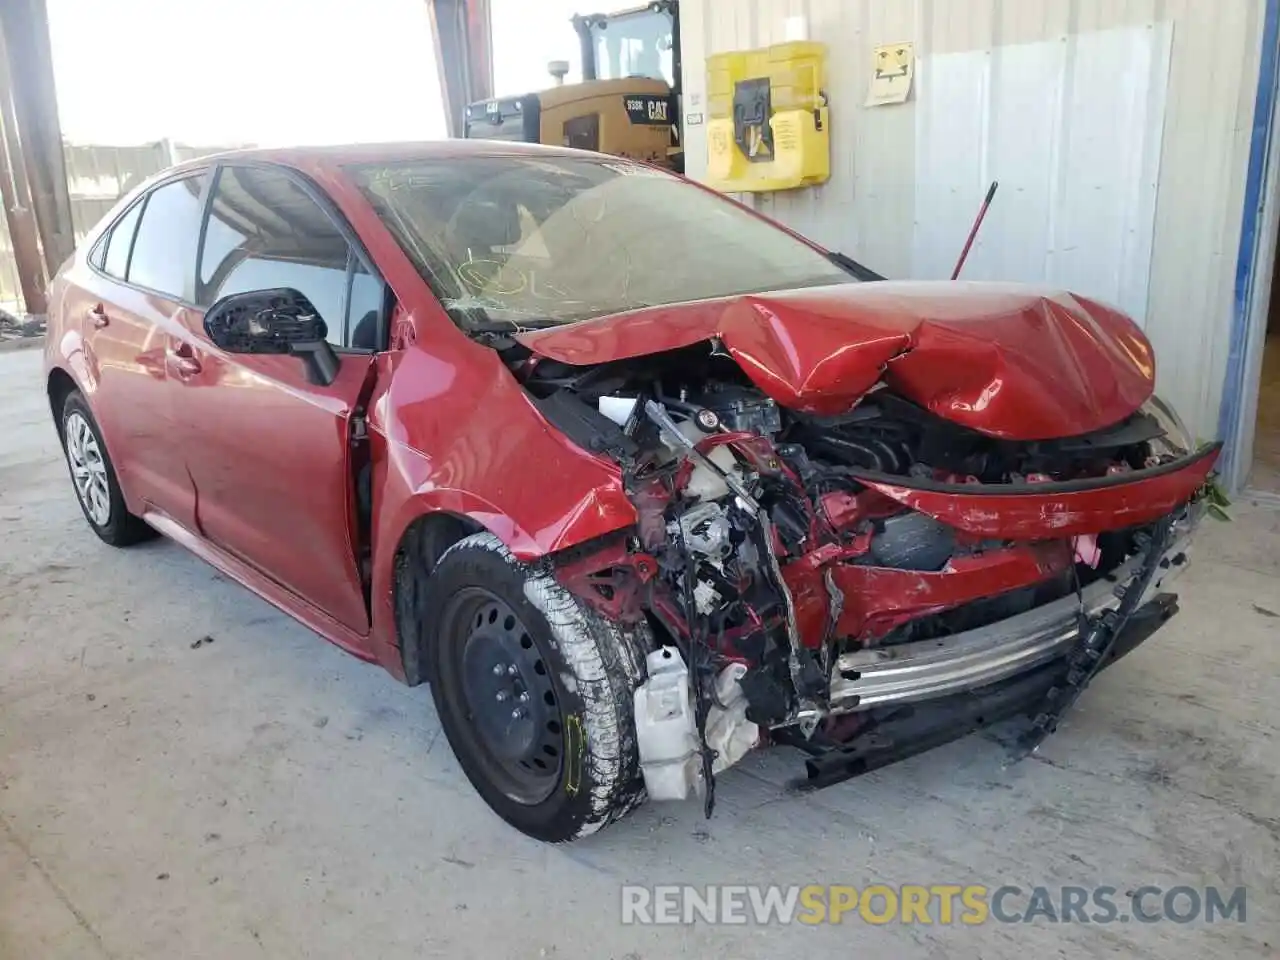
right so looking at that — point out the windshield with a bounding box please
[591,9,673,84]
[350,156,854,328]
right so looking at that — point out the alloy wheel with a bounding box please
[65,411,111,526]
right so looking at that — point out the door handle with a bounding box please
[88,304,109,329]
[167,345,202,378]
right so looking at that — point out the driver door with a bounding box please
[170,162,386,633]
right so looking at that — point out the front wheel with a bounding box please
[424,532,651,842]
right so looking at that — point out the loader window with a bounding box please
[352,155,853,328]
[590,9,674,85]
[563,114,600,152]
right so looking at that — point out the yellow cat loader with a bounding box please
[463,1,682,172]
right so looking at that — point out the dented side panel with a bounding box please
[363,316,641,674]
[370,332,636,556]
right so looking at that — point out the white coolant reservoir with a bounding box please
[598,395,639,426]
[686,446,738,501]
[634,649,762,801]
[634,647,701,801]
[670,420,738,501]
[705,663,760,774]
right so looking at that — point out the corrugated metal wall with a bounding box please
[0,141,238,314]
[679,0,1266,441]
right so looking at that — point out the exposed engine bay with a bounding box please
[502,338,1212,806]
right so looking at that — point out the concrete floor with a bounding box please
[2,345,1279,960]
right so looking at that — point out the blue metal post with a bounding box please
[1218,0,1280,481]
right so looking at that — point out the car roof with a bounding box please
[174,140,604,176]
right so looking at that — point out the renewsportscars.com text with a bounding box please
[620,884,1247,926]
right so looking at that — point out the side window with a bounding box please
[199,165,370,347]
[100,201,144,279]
[127,176,205,298]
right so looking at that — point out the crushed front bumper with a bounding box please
[825,507,1199,715]
[786,591,1180,790]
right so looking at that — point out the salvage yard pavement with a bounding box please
[1,347,1277,959]
[0,309,44,352]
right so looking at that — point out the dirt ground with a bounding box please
[2,347,1278,959]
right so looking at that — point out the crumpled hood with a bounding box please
[516,280,1156,440]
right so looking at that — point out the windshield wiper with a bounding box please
[449,306,563,334]
[471,319,563,333]
[828,251,886,281]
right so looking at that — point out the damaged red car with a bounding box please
[44,142,1218,841]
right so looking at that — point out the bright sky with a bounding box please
[491,0,588,92]
[47,0,591,148]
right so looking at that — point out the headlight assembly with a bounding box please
[1140,394,1194,457]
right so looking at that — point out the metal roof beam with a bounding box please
[0,0,75,277]
[426,0,493,138]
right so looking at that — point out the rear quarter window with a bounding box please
[99,202,144,279]
[127,176,205,299]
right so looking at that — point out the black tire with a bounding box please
[425,532,652,842]
[59,391,156,547]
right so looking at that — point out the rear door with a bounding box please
[169,162,386,633]
[73,172,211,529]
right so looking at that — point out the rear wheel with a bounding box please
[60,392,155,547]
[425,532,651,841]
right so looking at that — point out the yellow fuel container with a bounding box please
[705,41,830,193]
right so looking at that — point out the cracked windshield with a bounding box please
[352,156,853,328]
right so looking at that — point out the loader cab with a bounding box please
[573,1,679,87]
[463,1,683,172]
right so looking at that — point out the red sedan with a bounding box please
[44,142,1217,841]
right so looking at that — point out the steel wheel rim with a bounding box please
[441,587,565,805]
[65,412,111,526]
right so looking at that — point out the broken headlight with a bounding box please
[1141,394,1193,457]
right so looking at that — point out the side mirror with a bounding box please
[203,288,340,386]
